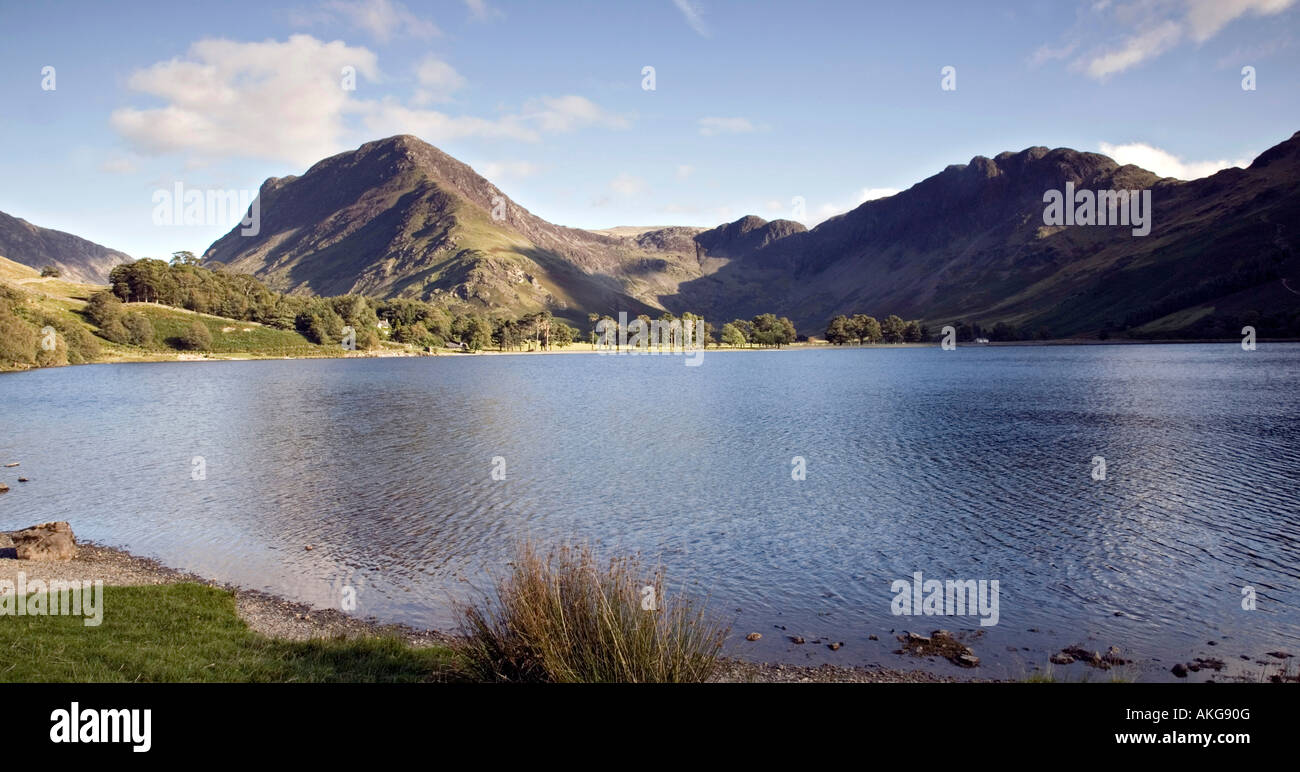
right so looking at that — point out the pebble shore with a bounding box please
[0,541,965,682]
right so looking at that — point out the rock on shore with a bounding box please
[6,521,77,561]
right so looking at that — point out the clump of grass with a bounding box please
[1020,662,1138,683]
[454,542,730,683]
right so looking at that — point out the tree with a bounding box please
[730,319,754,346]
[720,322,746,347]
[825,315,852,345]
[179,321,213,351]
[170,251,201,266]
[296,300,345,345]
[852,314,881,344]
[658,311,679,348]
[459,315,492,351]
[701,320,717,347]
[778,317,796,346]
[395,322,430,346]
[881,315,906,343]
[990,321,1020,341]
[903,320,922,343]
[551,321,575,347]
[492,317,522,350]
[40,266,60,278]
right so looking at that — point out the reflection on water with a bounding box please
[2,343,1298,680]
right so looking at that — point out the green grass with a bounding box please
[0,584,456,683]
[1020,663,1138,683]
[131,305,327,357]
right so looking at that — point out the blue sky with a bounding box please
[1,0,1297,259]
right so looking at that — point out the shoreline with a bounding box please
[0,542,962,683]
[4,335,1292,375]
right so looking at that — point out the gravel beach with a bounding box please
[0,540,964,682]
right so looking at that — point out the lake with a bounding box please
[3,343,1298,680]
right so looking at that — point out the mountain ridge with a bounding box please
[0,211,132,284]
[201,131,1300,338]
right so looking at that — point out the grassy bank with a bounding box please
[0,257,424,372]
[0,583,456,682]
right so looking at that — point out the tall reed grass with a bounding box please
[455,542,730,683]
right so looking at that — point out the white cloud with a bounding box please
[812,187,901,225]
[609,173,647,196]
[1099,141,1249,179]
[362,101,537,144]
[1028,41,1078,66]
[1070,0,1296,79]
[464,0,502,21]
[522,95,630,132]
[477,160,540,180]
[592,173,648,208]
[112,36,630,167]
[676,164,694,180]
[111,35,381,167]
[1184,0,1295,42]
[412,56,466,104]
[1082,20,1182,79]
[318,0,439,42]
[672,0,710,37]
[698,116,755,136]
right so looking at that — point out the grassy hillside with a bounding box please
[0,255,403,371]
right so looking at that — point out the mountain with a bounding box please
[0,211,132,284]
[680,132,1300,338]
[203,135,698,321]
[203,132,1300,338]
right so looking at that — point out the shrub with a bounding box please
[124,313,155,346]
[179,320,213,351]
[40,266,60,278]
[59,321,100,364]
[98,316,131,344]
[34,326,68,367]
[85,290,124,327]
[0,305,38,365]
[454,542,729,683]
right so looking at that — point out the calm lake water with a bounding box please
[3,344,1298,680]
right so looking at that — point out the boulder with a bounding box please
[9,521,77,561]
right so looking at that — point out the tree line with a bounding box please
[824,314,924,344]
[579,312,797,349]
[103,252,592,352]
